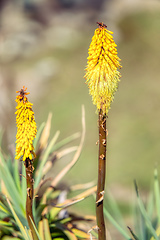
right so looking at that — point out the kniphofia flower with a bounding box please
[85,22,122,115]
[15,86,37,161]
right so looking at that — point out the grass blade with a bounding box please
[6,197,30,240]
[154,168,160,224]
[104,207,131,240]
[21,162,27,205]
[30,216,41,240]
[134,181,159,240]
[0,157,25,216]
[13,159,21,194]
[127,226,140,240]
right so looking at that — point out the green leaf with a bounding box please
[0,220,13,227]
[104,207,131,240]
[43,218,52,240]
[21,162,27,205]
[29,216,41,240]
[0,202,10,215]
[146,192,154,221]
[134,181,159,240]
[105,191,127,230]
[128,226,140,240]
[6,198,30,240]
[72,228,90,239]
[1,237,21,240]
[34,204,46,226]
[154,168,160,225]
[55,224,77,240]
[0,156,25,217]
[63,230,77,240]
[38,220,45,240]
[13,160,21,195]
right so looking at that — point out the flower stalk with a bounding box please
[25,158,38,240]
[15,86,38,240]
[85,22,121,240]
[96,109,107,240]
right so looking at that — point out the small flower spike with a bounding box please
[15,87,37,161]
[85,22,122,115]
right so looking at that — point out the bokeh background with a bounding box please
[1,0,160,238]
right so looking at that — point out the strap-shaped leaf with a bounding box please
[6,197,30,240]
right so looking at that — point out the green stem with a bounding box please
[96,109,107,240]
[25,158,38,240]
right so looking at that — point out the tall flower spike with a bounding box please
[84,22,122,115]
[15,86,37,161]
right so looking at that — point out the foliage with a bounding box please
[0,109,96,239]
[103,168,160,240]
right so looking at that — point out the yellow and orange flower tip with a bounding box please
[84,22,122,116]
[15,86,37,161]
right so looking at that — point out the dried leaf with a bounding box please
[70,181,95,191]
[43,105,86,203]
[39,113,52,151]
[53,186,97,209]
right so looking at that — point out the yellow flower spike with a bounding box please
[15,86,37,161]
[84,22,122,115]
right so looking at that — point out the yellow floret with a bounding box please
[84,23,121,115]
[15,89,37,161]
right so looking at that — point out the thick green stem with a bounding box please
[25,158,38,240]
[96,109,107,240]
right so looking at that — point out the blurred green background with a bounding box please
[0,0,160,237]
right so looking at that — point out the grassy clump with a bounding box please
[0,110,96,240]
